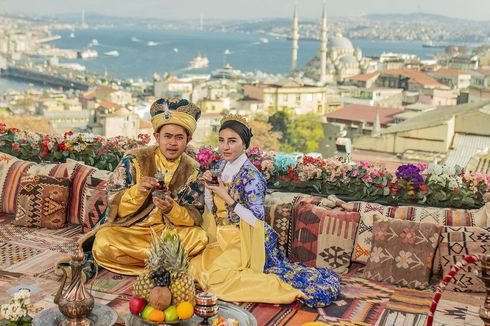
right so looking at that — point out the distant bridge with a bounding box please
[0,66,90,91]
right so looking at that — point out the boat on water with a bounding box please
[104,50,120,57]
[173,48,179,53]
[91,39,99,46]
[211,64,243,79]
[259,37,269,44]
[422,41,446,48]
[69,32,75,38]
[77,49,98,59]
[131,37,141,42]
[147,41,158,47]
[188,53,209,69]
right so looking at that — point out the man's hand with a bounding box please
[138,176,159,193]
[153,195,175,214]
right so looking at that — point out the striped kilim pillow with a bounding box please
[14,174,70,229]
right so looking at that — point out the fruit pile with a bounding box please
[129,295,193,323]
[211,317,239,326]
[130,230,196,323]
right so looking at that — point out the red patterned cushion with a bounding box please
[66,160,110,231]
[13,174,70,229]
[292,199,360,273]
[0,153,34,214]
[0,152,78,214]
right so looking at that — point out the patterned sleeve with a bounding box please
[106,155,137,196]
[239,169,267,221]
[175,169,205,225]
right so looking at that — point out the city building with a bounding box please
[89,105,140,138]
[354,101,490,163]
[192,113,222,146]
[244,80,327,115]
[95,86,132,106]
[376,68,445,92]
[153,74,193,100]
[343,72,380,89]
[326,104,403,135]
[340,87,403,108]
[429,69,471,89]
[469,69,490,100]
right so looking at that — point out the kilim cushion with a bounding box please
[363,217,442,289]
[349,201,478,265]
[13,174,70,229]
[0,153,34,214]
[292,199,360,274]
[265,203,292,256]
[0,151,79,214]
[439,226,490,292]
[66,159,110,231]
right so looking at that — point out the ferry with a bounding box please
[188,53,209,69]
[104,50,120,57]
[77,49,98,59]
[147,41,158,47]
[259,37,269,44]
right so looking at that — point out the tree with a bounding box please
[268,111,290,141]
[287,114,324,153]
[249,120,281,151]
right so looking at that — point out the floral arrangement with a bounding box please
[1,125,489,208]
[0,124,151,171]
[0,289,32,325]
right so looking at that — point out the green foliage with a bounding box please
[287,114,324,153]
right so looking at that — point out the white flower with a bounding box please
[81,133,95,142]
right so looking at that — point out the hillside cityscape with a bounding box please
[1,4,490,173]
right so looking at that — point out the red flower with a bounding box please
[0,123,6,134]
[11,143,21,153]
[420,184,427,193]
[453,187,460,193]
[64,130,74,139]
[57,143,69,152]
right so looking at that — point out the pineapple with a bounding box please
[160,231,196,305]
[133,273,155,300]
[132,228,166,300]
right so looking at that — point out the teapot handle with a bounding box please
[54,268,67,304]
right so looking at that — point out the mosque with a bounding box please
[291,4,370,84]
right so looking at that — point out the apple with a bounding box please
[141,305,155,320]
[129,295,147,315]
[164,305,178,322]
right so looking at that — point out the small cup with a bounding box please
[195,292,218,307]
[152,190,171,200]
[208,169,221,186]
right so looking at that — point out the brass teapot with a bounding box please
[54,246,95,326]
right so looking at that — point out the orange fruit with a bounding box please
[176,301,194,320]
[147,308,165,322]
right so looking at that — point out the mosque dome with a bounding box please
[328,34,354,52]
[339,55,358,65]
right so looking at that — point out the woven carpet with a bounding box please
[0,215,484,326]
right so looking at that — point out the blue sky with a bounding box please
[4,0,489,21]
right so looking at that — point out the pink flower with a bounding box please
[362,175,373,183]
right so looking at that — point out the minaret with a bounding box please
[319,2,328,84]
[291,6,299,73]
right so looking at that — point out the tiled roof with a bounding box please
[326,104,403,125]
[382,68,444,87]
[432,69,469,76]
[345,72,380,82]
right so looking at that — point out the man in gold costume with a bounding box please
[80,98,208,275]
